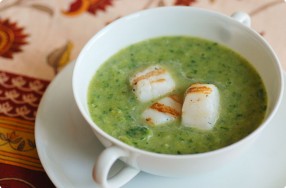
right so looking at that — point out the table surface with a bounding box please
[0,0,285,187]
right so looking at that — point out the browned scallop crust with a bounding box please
[187,85,212,94]
[132,68,166,85]
[150,102,181,117]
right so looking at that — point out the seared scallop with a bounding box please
[142,95,182,126]
[130,65,175,102]
[182,83,220,130]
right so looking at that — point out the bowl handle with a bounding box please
[93,146,140,188]
[231,12,251,27]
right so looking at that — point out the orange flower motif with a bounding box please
[0,72,9,84]
[174,0,197,6]
[0,102,13,114]
[6,131,21,143]
[22,94,37,104]
[12,76,26,88]
[5,90,20,100]
[0,18,29,59]
[62,0,113,16]
[16,106,30,116]
[29,80,44,92]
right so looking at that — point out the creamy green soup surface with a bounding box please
[88,36,267,155]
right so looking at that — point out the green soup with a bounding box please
[88,36,267,155]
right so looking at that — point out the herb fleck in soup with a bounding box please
[88,36,267,155]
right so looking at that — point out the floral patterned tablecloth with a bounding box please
[0,0,285,187]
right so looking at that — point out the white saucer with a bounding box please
[35,61,286,188]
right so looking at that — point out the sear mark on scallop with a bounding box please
[142,94,182,126]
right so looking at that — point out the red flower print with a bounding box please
[62,0,113,16]
[174,0,197,6]
[0,18,29,59]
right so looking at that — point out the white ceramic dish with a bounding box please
[35,61,286,188]
[73,8,283,187]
